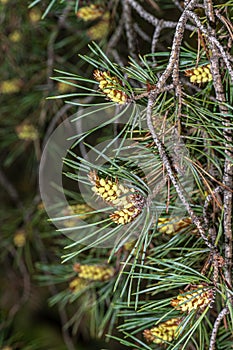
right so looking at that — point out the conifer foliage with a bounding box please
[0,1,233,350]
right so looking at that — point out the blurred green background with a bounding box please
[0,1,125,349]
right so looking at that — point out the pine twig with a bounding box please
[132,83,174,101]
[209,307,229,350]
[122,0,138,59]
[172,55,183,134]
[127,0,195,31]
[151,20,163,61]
[146,94,216,252]
[107,16,124,52]
[203,0,233,296]
[204,0,215,26]
[150,0,198,93]
[127,0,159,26]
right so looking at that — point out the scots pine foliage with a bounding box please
[0,1,233,350]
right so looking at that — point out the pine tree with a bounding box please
[0,1,232,350]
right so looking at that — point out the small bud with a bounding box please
[29,8,41,23]
[143,318,181,344]
[57,81,76,93]
[185,64,212,85]
[110,205,142,225]
[16,123,38,141]
[89,171,119,203]
[123,240,136,251]
[13,229,26,248]
[70,203,93,220]
[69,277,88,293]
[171,284,214,313]
[89,171,134,206]
[0,79,22,94]
[88,171,145,224]
[93,70,128,104]
[9,30,22,42]
[88,12,110,40]
[61,203,93,228]
[73,263,115,281]
[76,4,104,21]
[157,217,198,235]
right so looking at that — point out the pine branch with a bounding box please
[3,1,232,348]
